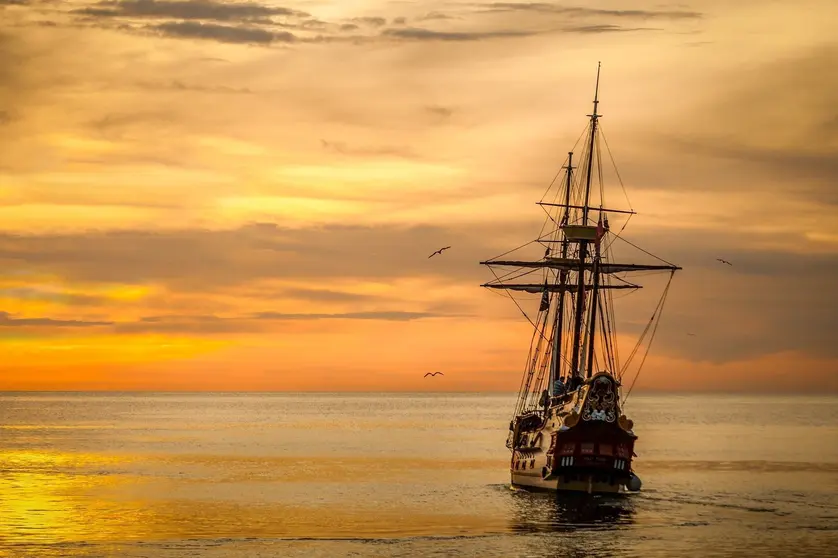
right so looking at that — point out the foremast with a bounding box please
[480,64,681,416]
[548,151,573,394]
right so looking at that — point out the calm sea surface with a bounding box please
[0,393,836,557]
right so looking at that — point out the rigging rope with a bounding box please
[485,114,680,417]
[622,270,675,404]
[598,296,616,373]
[596,124,634,240]
[491,266,541,284]
[518,306,552,415]
[484,238,539,263]
[598,124,633,212]
[515,316,542,416]
[603,240,621,373]
[487,267,544,334]
[540,125,591,203]
[596,129,605,213]
[611,232,679,267]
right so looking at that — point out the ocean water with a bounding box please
[0,393,836,557]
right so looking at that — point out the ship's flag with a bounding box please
[595,216,606,248]
[539,287,550,312]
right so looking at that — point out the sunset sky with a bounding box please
[0,0,836,392]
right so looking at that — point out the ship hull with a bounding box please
[508,372,636,495]
[511,470,624,494]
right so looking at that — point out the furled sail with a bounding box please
[480,259,679,274]
[480,283,641,293]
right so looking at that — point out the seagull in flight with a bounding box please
[424,371,444,377]
[716,258,733,266]
[428,246,451,259]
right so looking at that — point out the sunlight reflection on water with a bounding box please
[0,394,836,557]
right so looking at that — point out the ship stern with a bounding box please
[546,373,637,494]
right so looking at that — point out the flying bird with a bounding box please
[686,332,696,337]
[716,258,733,266]
[428,246,451,259]
[424,371,444,377]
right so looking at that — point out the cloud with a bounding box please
[111,310,456,334]
[425,105,453,119]
[252,310,445,321]
[654,45,838,195]
[112,314,250,334]
[0,311,112,327]
[65,0,312,45]
[74,0,308,22]
[319,139,417,158]
[0,31,25,95]
[668,140,838,203]
[152,21,293,43]
[351,17,387,27]
[0,287,106,306]
[381,27,533,41]
[607,227,838,362]
[479,3,702,19]
[0,222,509,288]
[565,24,659,33]
[12,0,703,51]
[418,12,457,21]
[85,110,182,143]
[1,221,833,292]
[0,220,835,361]
[280,288,381,303]
[380,20,666,43]
[134,80,254,94]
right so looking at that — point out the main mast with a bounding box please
[569,62,601,381]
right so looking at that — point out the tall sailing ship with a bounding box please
[480,65,681,494]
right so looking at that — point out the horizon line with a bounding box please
[1,389,836,396]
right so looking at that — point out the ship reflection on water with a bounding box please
[508,489,636,533]
[506,489,638,558]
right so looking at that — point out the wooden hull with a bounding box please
[511,471,625,493]
[508,372,636,495]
